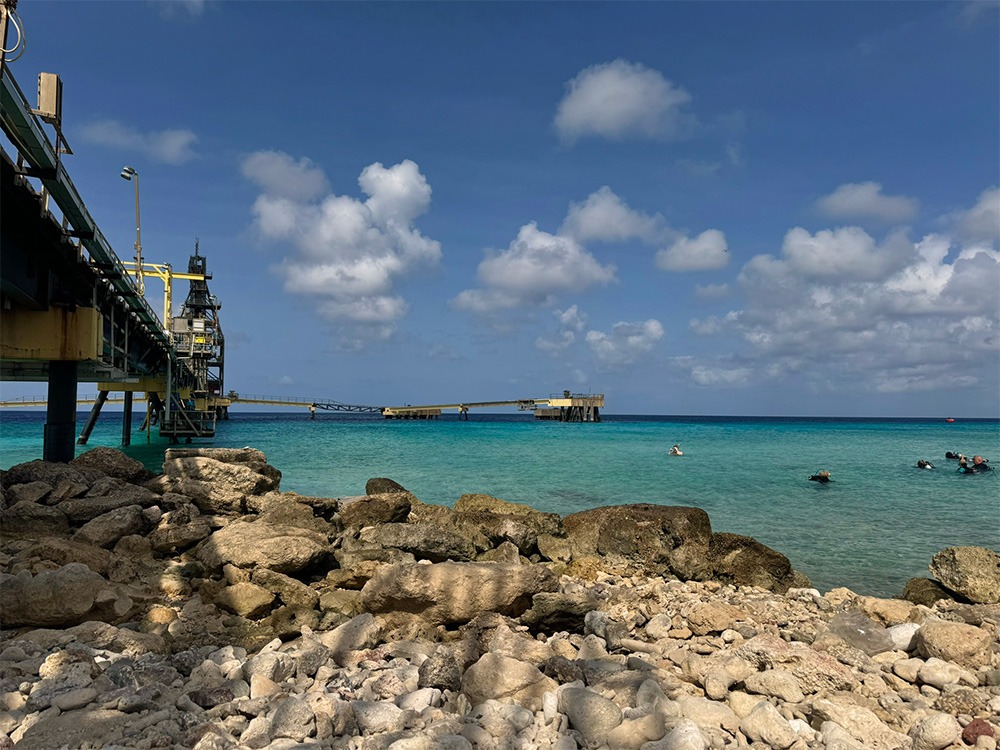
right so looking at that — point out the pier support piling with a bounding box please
[44,361,77,463]
[77,390,109,445]
[121,391,133,446]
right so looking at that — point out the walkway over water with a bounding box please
[2,391,605,423]
[226,393,381,414]
[1,56,225,456]
[381,392,603,421]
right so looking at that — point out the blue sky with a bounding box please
[3,0,998,416]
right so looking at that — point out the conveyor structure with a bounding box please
[0,40,227,455]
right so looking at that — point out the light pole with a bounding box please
[120,165,144,295]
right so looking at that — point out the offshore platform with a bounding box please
[0,9,232,458]
[75,242,229,446]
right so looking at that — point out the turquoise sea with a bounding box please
[1,410,998,598]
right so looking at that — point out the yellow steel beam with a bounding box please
[121,261,207,330]
[0,307,102,360]
[97,376,165,392]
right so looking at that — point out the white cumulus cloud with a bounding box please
[560,186,663,243]
[453,223,615,315]
[536,305,589,354]
[241,151,330,201]
[954,187,1000,244]
[655,230,730,272]
[554,59,693,143]
[79,119,198,165]
[815,182,919,224]
[779,226,912,281]
[586,319,664,368]
[688,191,1000,396]
[243,154,441,341]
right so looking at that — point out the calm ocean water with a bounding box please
[1,410,998,598]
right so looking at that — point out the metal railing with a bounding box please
[1,66,169,347]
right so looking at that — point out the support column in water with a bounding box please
[44,361,78,463]
[78,390,109,445]
[122,391,133,446]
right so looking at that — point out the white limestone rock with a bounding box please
[642,718,709,750]
[811,698,911,750]
[559,686,623,744]
[461,653,557,712]
[909,712,962,750]
[740,700,798,749]
[744,668,806,704]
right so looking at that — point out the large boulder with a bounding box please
[0,460,88,490]
[214,582,276,618]
[148,517,213,553]
[73,505,147,548]
[317,613,382,665]
[0,563,133,627]
[360,561,560,625]
[365,477,408,494]
[735,634,855,694]
[247,490,340,521]
[454,494,563,537]
[461,653,557,711]
[7,537,114,576]
[563,503,713,579]
[559,687,624,745]
[70,447,152,484]
[449,512,541,555]
[165,446,280,479]
[328,545,416,591]
[161,454,279,514]
[254,495,335,535]
[443,496,564,557]
[197,520,329,574]
[58,487,157,523]
[6,481,52,504]
[252,568,320,609]
[709,532,806,593]
[902,577,954,607]
[929,546,1000,604]
[810,697,911,750]
[358,522,478,562]
[0,502,70,538]
[917,619,994,670]
[339,493,415,528]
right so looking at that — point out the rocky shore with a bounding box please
[1,446,998,750]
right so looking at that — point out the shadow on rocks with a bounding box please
[1,446,827,750]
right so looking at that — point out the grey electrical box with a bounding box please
[37,72,62,125]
